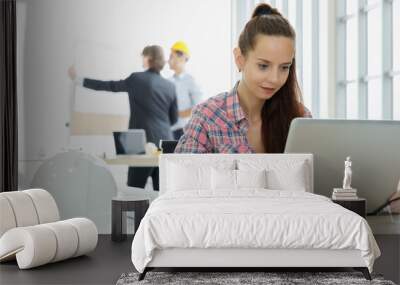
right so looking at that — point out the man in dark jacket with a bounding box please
[69,45,178,190]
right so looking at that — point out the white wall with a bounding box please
[17,0,232,188]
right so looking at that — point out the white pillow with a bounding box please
[211,169,267,191]
[211,168,236,191]
[236,169,267,189]
[167,162,210,191]
[238,159,310,192]
[166,160,236,192]
[265,161,308,191]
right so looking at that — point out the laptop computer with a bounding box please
[284,118,400,212]
[159,140,178,153]
[113,129,147,155]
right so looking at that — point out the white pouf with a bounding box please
[0,189,98,269]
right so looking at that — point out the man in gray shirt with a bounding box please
[69,45,178,190]
[168,41,202,140]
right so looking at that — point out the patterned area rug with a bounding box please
[116,271,396,285]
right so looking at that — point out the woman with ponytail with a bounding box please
[175,3,311,154]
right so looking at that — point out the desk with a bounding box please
[367,215,400,235]
[104,154,159,167]
[367,215,400,284]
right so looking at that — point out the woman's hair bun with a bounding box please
[251,3,280,18]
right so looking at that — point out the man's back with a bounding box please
[126,70,178,144]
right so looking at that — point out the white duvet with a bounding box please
[131,190,380,273]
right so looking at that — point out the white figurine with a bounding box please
[342,156,352,189]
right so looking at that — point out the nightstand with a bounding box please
[111,197,149,242]
[332,198,366,218]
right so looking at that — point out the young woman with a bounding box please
[175,3,311,154]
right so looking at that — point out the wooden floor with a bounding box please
[0,235,133,285]
[1,232,398,284]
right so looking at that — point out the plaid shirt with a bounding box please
[174,82,311,153]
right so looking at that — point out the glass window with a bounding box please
[346,82,359,119]
[288,0,296,28]
[275,0,283,11]
[368,78,383,119]
[367,0,379,6]
[319,0,328,118]
[347,0,358,15]
[367,5,382,76]
[393,0,400,70]
[302,0,312,108]
[346,17,358,81]
[394,76,400,120]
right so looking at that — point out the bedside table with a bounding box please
[111,197,149,242]
[332,198,366,218]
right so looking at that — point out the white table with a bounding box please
[104,154,159,167]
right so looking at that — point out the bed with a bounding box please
[131,154,380,280]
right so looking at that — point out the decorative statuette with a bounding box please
[332,156,358,200]
[342,156,352,190]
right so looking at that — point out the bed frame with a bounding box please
[139,248,371,280]
[138,154,372,281]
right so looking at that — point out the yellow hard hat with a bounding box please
[171,41,190,57]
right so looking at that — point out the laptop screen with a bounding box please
[284,118,400,212]
[113,129,147,155]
